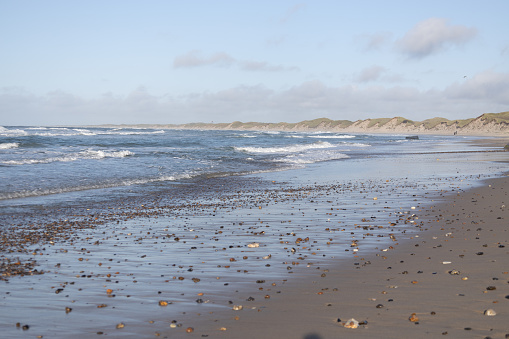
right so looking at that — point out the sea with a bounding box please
[0,125,507,215]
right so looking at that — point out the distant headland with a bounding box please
[98,111,509,136]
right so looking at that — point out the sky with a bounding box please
[1,0,508,126]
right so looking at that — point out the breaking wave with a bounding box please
[0,142,19,150]
[235,141,334,154]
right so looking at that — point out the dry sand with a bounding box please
[189,175,509,339]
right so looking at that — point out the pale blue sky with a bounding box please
[1,0,508,125]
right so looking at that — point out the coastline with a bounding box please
[1,136,508,338]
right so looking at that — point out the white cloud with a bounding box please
[397,18,477,58]
[444,70,509,104]
[356,65,386,83]
[360,32,392,51]
[240,60,299,72]
[280,3,305,23]
[174,51,298,72]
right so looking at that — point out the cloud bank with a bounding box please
[1,70,508,126]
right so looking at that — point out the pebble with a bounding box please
[449,270,460,275]
[484,309,496,316]
[409,313,419,322]
[232,305,243,311]
[186,327,194,333]
[116,323,125,329]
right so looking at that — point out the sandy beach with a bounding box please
[1,137,508,339]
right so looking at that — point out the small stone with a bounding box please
[409,313,419,322]
[22,325,30,330]
[220,327,227,331]
[158,300,169,306]
[484,309,496,316]
[232,305,243,311]
[116,323,125,329]
[186,327,194,333]
[376,304,384,308]
[449,270,460,275]
[486,286,497,291]
[65,307,72,314]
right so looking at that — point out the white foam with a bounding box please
[0,142,19,150]
[2,149,134,165]
[276,151,350,164]
[308,135,356,139]
[235,141,334,154]
[0,126,28,136]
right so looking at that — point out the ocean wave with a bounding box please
[235,141,334,154]
[275,151,350,164]
[2,126,165,137]
[308,135,356,139]
[2,149,134,165]
[0,142,19,150]
[0,126,28,137]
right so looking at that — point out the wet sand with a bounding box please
[1,143,508,338]
[194,175,509,339]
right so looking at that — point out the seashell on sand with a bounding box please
[343,318,359,329]
[484,309,496,316]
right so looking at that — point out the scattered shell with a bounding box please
[449,270,460,275]
[462,277,469,281]
[232,305,243,311]
[220,327,227,331]
[442,261,452,265]
[116,323,125,329]
[186,327,194,333]
[484,309,496,316]
[170,323,177,328]
[409,313,419,322]
[343,318,359,329]
[247,243,259,248]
